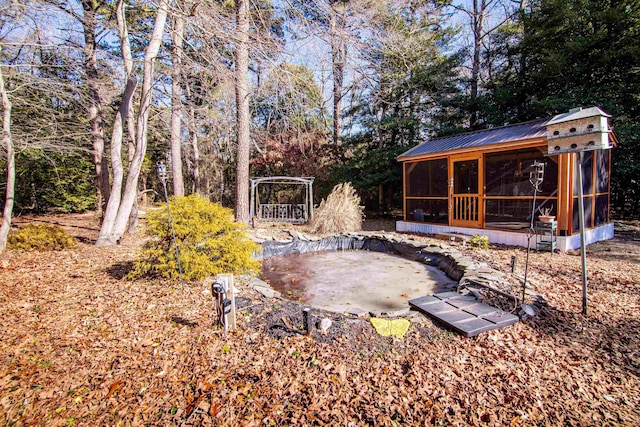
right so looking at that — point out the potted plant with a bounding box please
[538,205,555,223]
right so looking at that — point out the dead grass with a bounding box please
[308,182,364,234]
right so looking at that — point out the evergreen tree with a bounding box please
[483,0,640,216]
[338,0,462,214]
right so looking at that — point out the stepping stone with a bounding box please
[409,292,519,337]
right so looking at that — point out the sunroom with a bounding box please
[396,107,616,251]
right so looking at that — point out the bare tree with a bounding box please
[0,46,14,253]
[97,0,136,245]
[452,0,514,127]
[289,0,349,145]
[170,10,185,197]
[97,0,169,245]
[235,0,250,223]
[329,0,347,145]
[184,80,201,195]
[44,0,111,211]
[81,0,109,211]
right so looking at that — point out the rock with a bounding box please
[248,277,269,289]
[318,318,332,332]
[405,241,427,250]
[518,304,538,319]
[274,238,293,243]
[370,307,411,318]
[254,230,272,240]
[409,314,427,324]
[234,296,252,309]
[289,230,310,241]
[387,307,412,318]
[254,285,280,299]
[345,307,368,317]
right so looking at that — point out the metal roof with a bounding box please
[546,106,610,125]
[397,118,549,160]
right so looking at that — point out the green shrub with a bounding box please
[6,150,96,213]
[470,234,489,249]
[8,224,77,251]
[129,195,260,282]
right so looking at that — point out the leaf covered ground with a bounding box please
[1,213,639,426]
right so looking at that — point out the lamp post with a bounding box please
[157,161,183,285]
[522,161,545,304]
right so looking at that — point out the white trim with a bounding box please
[557,222,614,251]
[395,221,614,252]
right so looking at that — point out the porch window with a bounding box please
[484,148,558,230]
[405,158,448,223]
[572,149,610,231]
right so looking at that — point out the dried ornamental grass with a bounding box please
[309,182,364,234]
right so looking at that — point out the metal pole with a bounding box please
[522,184,537,304]
[576,152,588,315]
[157,162,184,286]
[522,161,545,305]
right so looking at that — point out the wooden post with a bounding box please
[303,308,312,335]
[309,181,314,221]
[217,274,236,331]
[249,180,255,227]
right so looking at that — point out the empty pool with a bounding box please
[261,250,456,313]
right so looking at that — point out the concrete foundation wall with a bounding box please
[396,221,614,252]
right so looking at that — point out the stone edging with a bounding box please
[249,231,504,315]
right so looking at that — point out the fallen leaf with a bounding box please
[185,394,204,419]
[106,380,124,398]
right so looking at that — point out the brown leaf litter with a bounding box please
[0,213,638,426]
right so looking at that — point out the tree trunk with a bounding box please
[330,1,345,145]
[0,49,14,253]
[184,81,201,195]
[97,0,168,244]
[517,0,529,121]
[97,76,137,244]
[377,103,386,217]
[191,118,200,195]
[81,0,110,211]
[111,0,168,239]
[126,79,138,233]
[469,0,486,128]
[235,0,250,224]
[97,0,134,245]
[170,14,185,197]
